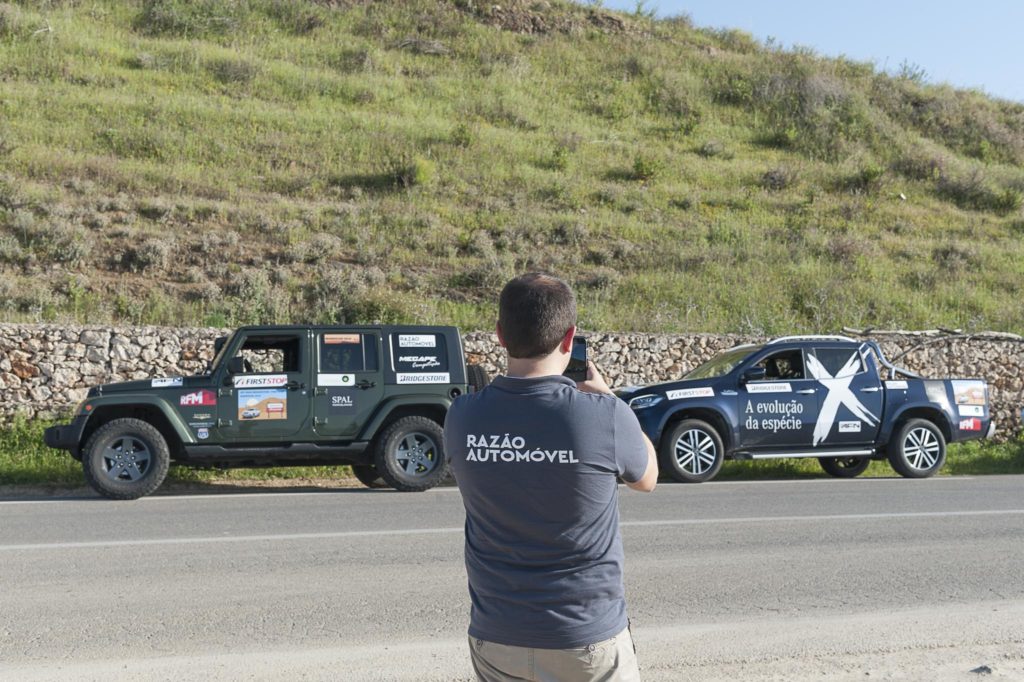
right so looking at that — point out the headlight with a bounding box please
[628,394,663,410]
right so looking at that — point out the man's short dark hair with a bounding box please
[498,273,577,359]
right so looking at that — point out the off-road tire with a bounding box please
[818,457,871,478]
[659,419,724,483]
[82,418,171,500]
[350,464,389,489]
[373,416,447,492]
[466,364,491,393]
[887,418,946,478]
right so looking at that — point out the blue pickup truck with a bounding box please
[616,336,995,482]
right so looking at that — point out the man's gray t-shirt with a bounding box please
[445,374,649,649]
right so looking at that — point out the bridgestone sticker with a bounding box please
[318,373,354,387]
[233,374,288,388]
[398,334,436,348]
[746,383,792,394]
[958,404,984,417]
[396,372,450,384]
[152,377,183,388]
[885,381,909,390]
[666,387,714,400]
[838,421,862,433]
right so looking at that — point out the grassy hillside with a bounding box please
[1,0,1022,334]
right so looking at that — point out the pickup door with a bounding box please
[805,345,884,447]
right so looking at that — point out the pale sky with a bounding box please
[601,0,1024,103]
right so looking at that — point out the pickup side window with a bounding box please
[753,350,806,380]
[234,335,302,373]
[808,347,865,378]
[319,333,379,374]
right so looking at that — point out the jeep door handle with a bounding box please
[356,380,376,390]
[860,387,881,393]
[796,389,816,394]
[286,380,305,390]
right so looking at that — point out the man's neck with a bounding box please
[506,355,564,379]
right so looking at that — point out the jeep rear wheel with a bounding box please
[660,419,724,483]
[818,457,871,478]
[888,418,946,478]
[466,364,491,393]
[350,464,389,489]
[373,416,447,492]
[82,418,170,500]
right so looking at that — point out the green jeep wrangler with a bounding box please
[44,325,490,499]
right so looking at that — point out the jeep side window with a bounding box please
[319,334,378,373]
[234,336,302,374]
[754,350,806,380]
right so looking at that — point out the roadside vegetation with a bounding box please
[0,0,1022,334]
[2,419,1020,489]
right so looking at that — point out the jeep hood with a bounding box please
[88,376,206,396]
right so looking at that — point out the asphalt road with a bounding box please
[1,476,1023,681]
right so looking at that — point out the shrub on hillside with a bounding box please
[760,166,799,191]
[838,163,886,194]
[206,57,259,85]
[632,155,662,181]
[936,168,1023,215]
[0,3,22,38]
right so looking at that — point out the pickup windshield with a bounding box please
[684,346,760,380]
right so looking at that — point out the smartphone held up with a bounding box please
[564,337,588,383]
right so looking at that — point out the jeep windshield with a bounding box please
[208,331,236,373]
[683,345,760,380]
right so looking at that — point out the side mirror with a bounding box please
[226,356,245,375]
[214,336,227,355]
[741,366,767,384]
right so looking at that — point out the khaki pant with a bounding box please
[469,628,640,682]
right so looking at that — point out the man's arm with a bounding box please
[577,361,658,492]
[625,433,658,492]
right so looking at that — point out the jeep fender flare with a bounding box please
[359,396,452,441]
[82,396,197,446]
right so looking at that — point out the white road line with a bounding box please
[2,509,1023,552]
[0,476,986,505]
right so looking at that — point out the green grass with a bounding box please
[2,419,1020,489]
[0,0,1022,333]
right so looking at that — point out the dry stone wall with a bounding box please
[2,324,1022,438]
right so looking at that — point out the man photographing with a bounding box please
[445,272,658,681]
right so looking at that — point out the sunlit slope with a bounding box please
[0,0,1021,333]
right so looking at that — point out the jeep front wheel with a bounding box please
[660,419,724,483]
[82,418,171,500]
[888,418,946,478]
[373,416,447,492]
[818,457,871,478]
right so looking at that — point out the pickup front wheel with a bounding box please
[660,419,724,483]
[373,416,447,492]
[887,419,947,478]
[82,418,170,500]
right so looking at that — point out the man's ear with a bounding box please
[495,322,507,349]
[560,326,576,354]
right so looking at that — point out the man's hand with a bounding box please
[576,360,613,395]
